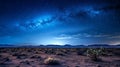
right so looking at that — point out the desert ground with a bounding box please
[0,48,120,67]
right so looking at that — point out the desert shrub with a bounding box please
[27,50,32,52]
[13,53,28,59]
[20,60,30,65]
[76,48,86,55]
[55,51,65,56]
[44,49,55,54]
[30,55,42,60]
[114,52,120,56]
[0,57,11,65]
[44,57,60,65]
[86,47,104,61]
[56,52,65,56]
[0,48,7,53]
[113,49,120,56]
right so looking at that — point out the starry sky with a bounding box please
[0,0,120,45]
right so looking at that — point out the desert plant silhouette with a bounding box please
[86,47,104,61]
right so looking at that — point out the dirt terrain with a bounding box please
[0,48,120,67]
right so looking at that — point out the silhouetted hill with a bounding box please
[88,44,110,46]
[0,44,120,48]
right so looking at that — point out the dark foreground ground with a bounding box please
[0,48,120,67]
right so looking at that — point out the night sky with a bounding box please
[0,0,120,45]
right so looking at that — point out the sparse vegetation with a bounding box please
[0,48,119,67]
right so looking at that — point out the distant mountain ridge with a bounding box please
[0,44,120,48]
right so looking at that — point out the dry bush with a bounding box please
[76,48,86,55]
[44,57,60,65]
[12,53,28,59]
[20,60,30,65]
[0,57,11,65]
[56,52,65,56]
[30,55,42,60]
[86,48,104,61]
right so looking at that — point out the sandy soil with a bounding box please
[0,48,120,67]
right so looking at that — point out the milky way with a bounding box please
[0,0,120,45]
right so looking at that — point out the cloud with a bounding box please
[72,33,109,38]
[55,33,112,40]
[109,35,120,39]
[54,34,78,40]
[83,34,110,38]
[54,36,73,39]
